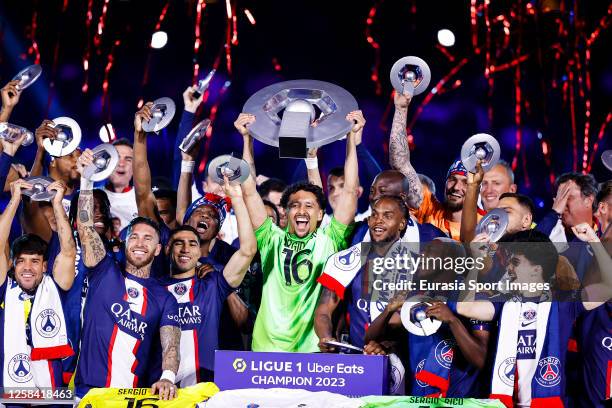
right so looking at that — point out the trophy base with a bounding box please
[279,136,307,159]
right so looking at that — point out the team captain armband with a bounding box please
[78,382,219,407]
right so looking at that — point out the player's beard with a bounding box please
[126,250,156,269]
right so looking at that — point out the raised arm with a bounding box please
[0,179,31,286]
[132,103,160,222]
[29,120,58,177]
[332,110,362,226]
[172,86,203,187]
[0,80,21,123]
[460,161,484,243]
[314,288,341,352]
[389,91,422,209]
[573,223,612,310]
[426,301,489,369]
[305,148,323,188]
[47,180,76,291]
[175,134,202,225]
[76,149,106,268]
[235,113,267,230]
[364,295,403,344]
[222,177,257,287]
[0,131,26,191]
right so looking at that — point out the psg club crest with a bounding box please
[35,309,61,338]
[8,354,32,383]
[498,357,516,387]
[535,356,562,387]
[174,283,187,296]
[434,339,455,370]
[333,246,359,271]
[523,309,536,321]
[415,359,428,387]
[127,287,140,299]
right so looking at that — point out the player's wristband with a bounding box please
[160,370,176,384]
[304,157,318,170]
[181,160,195,174]
[80,177,93,191]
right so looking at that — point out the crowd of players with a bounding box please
[0,78,610,408]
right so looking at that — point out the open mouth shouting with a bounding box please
[294,215,310,233]
[196,221,209,234]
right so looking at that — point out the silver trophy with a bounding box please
[461,133,501,173]
[602,150,612,172]
[192,69,216,99]
[21,176,56,202]
[390,56,431,96]
[12,64,43,91]
[401,296,442,336]
[179,119,210,153]
[0,123,34,146]
[83,143,119,182]
[142,97,176,133]
[43,117,82,157]
[208,154,250,185]
[242,80,359,158]
[476,208,509,242]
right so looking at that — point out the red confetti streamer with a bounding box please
[568,67,578,171]
[406,57,469,135]
[81,0,94,93]
[511,64,522,173]
[244,9,256,25]
[365,2,382,95]
[488,54,529,74]
[26,10,41,64]
[93,0,110,52]
[587,112,612,172]
[193,0,207,82]
[272,57,282,72]
[470,0,478,52]
[225,0,233,19]
[231,14,238,46]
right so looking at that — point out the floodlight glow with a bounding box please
[437,29,455,47]
[151,31,168,49]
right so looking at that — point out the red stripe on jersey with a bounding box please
[189,279,195,303]
[131,339,142,386]
[141,287,148,316]
[607,360,612,399]
[193,329,200,383]
[105,325,119,387]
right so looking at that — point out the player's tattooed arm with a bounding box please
[314,288,341,352]
[77,190,106,268]
[389,92,423,209]
[160,325,180,374]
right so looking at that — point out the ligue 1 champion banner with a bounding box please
[214,351,389,396]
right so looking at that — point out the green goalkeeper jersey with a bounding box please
[252,216,353,352]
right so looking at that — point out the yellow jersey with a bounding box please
[78,382,219,408]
